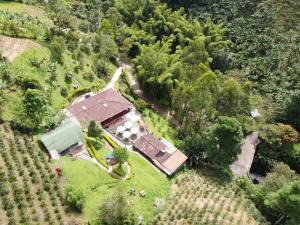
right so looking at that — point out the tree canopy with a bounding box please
[202,116,243,167]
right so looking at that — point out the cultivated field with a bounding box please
[152,171,265,225]
[0,123,80,225]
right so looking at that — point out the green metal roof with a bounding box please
[40,119,83,153]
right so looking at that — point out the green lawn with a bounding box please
[143,108,178,144]
[56,153,170,223]
[0,0,53,26]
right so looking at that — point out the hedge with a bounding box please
[68,87,91,102]
[103,133,119,149]
[85,138,109,169]
[126,161,135,180]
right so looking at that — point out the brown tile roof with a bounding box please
[134,133,187,175]
[67,89,133,123]
[162,150,188,175]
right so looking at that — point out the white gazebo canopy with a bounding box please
[124,121,133,129]
[123,131,131,139]
[117,126,126,133]
[130,127,139,135]
[130,115,141,123]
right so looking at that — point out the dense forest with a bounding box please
[0,0,299,224]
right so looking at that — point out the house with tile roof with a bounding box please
[133,133,187,176]
[66,88,133,128]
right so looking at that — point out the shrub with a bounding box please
[83,72,95,82]
[64,72,73,83]
[60,87,68,97]
[134,98,148,112]
[15,77,43,90]
[65,187,86,213]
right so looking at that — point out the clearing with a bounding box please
[0,35,40,61]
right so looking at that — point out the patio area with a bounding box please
[106,110,146,145]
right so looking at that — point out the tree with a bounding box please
[97,190,137,225]
[134,99,148,112]
[46,62,58,83]
[202,116,243,167]
[217,78,251,116]
[238,163,300,223]
[173,70,220,134]
[65,187,86,213]
[88,120,102,138]
[254,123,299,174]
[113,147,129,166]
[181,134,206,168]
[265,181,300,225]
[14,89,49,130]
[261,162,299,193]
[49,36,65,64]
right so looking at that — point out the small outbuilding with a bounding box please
[40,119,84,159]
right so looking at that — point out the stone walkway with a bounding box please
[230,132,260,178]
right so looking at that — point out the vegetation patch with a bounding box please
[0,10,47,39]
[142,108,178,145]
[0,0,52,26]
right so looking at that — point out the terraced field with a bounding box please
[0,123,79,225]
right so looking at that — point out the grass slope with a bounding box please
[143,108,178,144]
[153,171,266,225]
[56,152,170,223]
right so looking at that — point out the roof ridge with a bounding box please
[141,133,167,153]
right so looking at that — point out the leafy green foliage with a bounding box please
[97,190,137,225]
[237,162,300,223]
[167,0,300,127]
[253,124,299,174]
[202,116,243,167]
[0,10,47,39]
[13,89,50,130]
[65,186,86,213]
[88,120,102,139]
[49,36,65,64]
[113,147,129,166]
[180,134,205,168]
[265,181,300,225]
[133,98,148,112]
